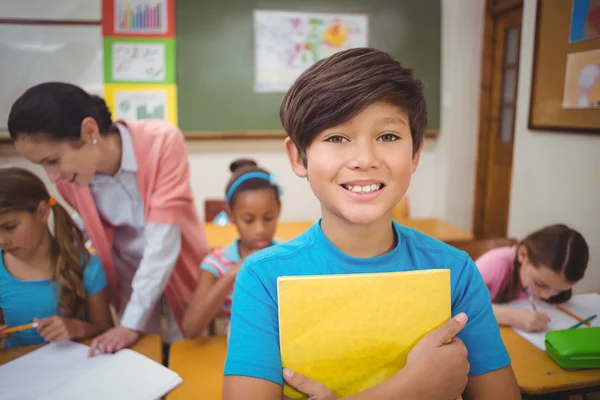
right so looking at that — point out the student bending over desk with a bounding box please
[476,224,589,332]
[0,168,112,348]
[222,48,521,400]
[182,159,281,338]
[7,83,210,354]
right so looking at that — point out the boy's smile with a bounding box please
[286,101,421,226]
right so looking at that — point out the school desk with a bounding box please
[168,336,227,399]
[204,218,473,249]
[0,333,162,366]
[501,327,600,398]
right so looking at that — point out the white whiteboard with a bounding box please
[0,24,103,132]
[0,0,101,20]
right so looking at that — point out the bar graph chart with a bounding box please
[116,0,167,34]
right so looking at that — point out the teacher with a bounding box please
[7,82,210,354]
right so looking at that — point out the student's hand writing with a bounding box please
[36,316,82,343]
[512,309,551,332]
[401,312,470,399]
[88,326,140,357]
[282,368,339,400]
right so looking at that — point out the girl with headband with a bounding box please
[181,159,282,338]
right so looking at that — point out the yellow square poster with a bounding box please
[103,83,178,125]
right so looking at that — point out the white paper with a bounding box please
[506,293,600,351]
[0,341,182,400]
[253,10,368,92]
[112,42,166,82]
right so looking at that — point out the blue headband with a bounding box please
[226,172,274,203]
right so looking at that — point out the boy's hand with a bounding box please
[282,368,339,400]
[512,309,550,332]
[36,316,82,343]
[402,312,470,399]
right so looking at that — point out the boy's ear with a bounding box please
[411,140,423,175]
[285,138,308,178]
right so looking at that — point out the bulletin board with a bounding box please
[529,0,600,133]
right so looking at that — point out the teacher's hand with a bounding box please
[88,326,140,357]
[283,368,339,400]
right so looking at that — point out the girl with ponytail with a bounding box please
[8,82,209,354]
[0,167,111,348]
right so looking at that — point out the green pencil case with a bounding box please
[545,327,600,369]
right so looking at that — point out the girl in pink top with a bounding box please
[8,82,209,355]
[476,224,589,332]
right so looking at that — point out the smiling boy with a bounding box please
[222,48,520,399]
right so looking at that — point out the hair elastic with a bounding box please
[226,172,272,203]
[48,197,57,207]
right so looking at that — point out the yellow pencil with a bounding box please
[2,321,38,334]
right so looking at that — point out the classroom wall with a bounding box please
[508,0,600,294]
[431,0,485,232]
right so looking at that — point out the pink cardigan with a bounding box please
[57,120,209,329]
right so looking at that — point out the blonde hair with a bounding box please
[0,167,89,318]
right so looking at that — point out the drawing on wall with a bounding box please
[112,41,166,81]
[254,10,368,92]
[570,0,600,43]
[562,49,600,109]
[115,0,168,34]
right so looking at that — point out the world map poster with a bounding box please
[254,10,368,92]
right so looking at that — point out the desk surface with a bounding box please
[0,333,162,366]
[501,327,600,395]
[169,329,600,398]
[168,336,227,400]
[205,218,473,248]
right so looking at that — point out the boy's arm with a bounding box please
[463,366,521,399]
[452,257,521,396]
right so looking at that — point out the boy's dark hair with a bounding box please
[224,159,280,209]
[8,82,115,141]
[280,47,428,163]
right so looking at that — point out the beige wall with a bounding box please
[508,0,600,294]
[432,0,485,232]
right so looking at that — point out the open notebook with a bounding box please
[0,341,182,400]
[506,293,600,351]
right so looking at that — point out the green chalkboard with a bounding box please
[176,0,440,133]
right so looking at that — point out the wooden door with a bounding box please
[473,1,523,239]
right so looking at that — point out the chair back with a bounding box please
[205,199,227,222]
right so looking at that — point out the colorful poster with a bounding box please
[102,0,175,37]
[562,49,600,109]
[103,37,175,83]
[253,10,368,92]
[104,83,178,124]
[101,0,178,125]
[570,0,600,43]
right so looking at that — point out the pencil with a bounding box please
[524,286,537,311]
[2,321,38,334]
[568,315,597,329]
[556,304,593,327]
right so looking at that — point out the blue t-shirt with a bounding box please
[224,221,511,386]
[0,253,107,348]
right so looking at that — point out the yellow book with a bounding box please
[278,269,451,399]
